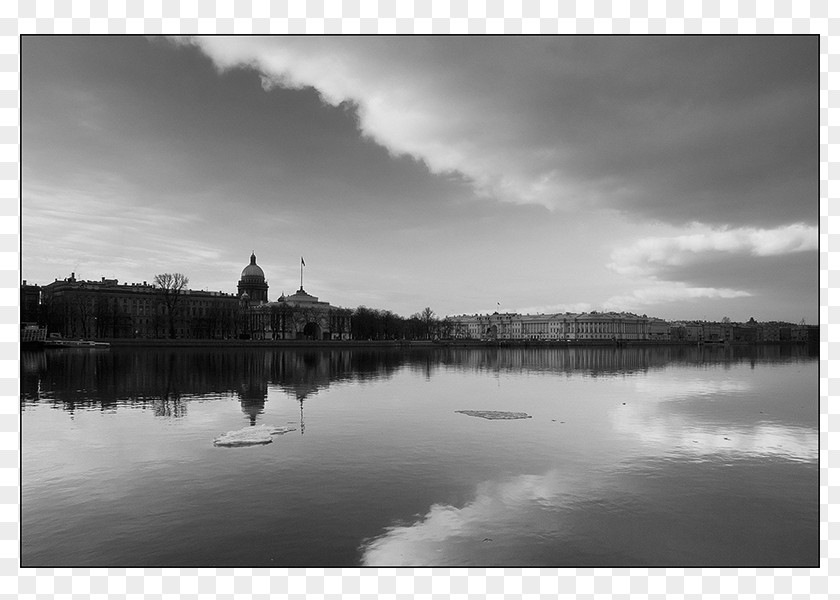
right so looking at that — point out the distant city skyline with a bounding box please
[27,260,817,329]
[22,36,818,323]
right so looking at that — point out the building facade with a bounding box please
[236,254,352,340]
[40,273,240,339]
[447,312,818,344]
[20,281,41,325]
[239,287,352,341]
[36,253,352,340]
[449,311,655,341]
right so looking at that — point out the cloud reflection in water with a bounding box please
[361,366,817,566]
[359,469,581,566]
[613,374,816,463]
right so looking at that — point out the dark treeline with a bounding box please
[350,306,454,340]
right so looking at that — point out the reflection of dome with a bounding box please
[241,253,265,280]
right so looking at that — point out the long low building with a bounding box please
[35,253,352,340]
[449,311,817,344]
[40,273,241,339]
[448,311,663,341]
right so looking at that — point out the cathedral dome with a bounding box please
[237,252,269,303]
[241,253,265,279]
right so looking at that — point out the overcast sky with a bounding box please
[21,35,818,322]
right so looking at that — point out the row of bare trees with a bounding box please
[350,305,454,340]
[40,271,455,342]
[40,273,191,339]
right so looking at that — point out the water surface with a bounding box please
[21,344,818,566]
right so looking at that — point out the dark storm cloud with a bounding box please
[507,36,816,225]
[22,36,468,218]
[492,37,814,224]
[191,36,817,227]
[644,250,814,294]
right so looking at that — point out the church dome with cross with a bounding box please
[237,252,268,303]
[235,252,351,341]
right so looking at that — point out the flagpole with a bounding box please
[300,258,303,290]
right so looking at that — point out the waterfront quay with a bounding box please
[76,338,817,349]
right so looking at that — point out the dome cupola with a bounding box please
[241,252,265,280]
[237,252,269,303]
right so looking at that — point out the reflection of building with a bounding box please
[237,254,352,341]
[238,351,269,425]
[275,351,333,400]
[239,383,268,425]
[274,351,338,435]
[152,397,187,418]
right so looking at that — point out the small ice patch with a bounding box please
[213,424,297,447]
[455,410,532,420]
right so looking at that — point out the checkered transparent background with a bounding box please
[2,0,837,597]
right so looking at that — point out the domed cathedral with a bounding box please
[237,252,269,303]
[237,253,352,341]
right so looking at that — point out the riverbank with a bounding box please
[51,338,815,349]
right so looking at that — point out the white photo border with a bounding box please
[4,1,833,597]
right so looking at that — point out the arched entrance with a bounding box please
[301,322,321,340]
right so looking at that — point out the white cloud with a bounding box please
[513,284,751,315]
[360,469,583,566]
[360,400,816,566]
[610,379,817,463]
[176,36,815,229]
[510,287,751,316]
[21,180,227,284]
[183,36,565,207]
[608,223,817,277]
[603,283,752,312]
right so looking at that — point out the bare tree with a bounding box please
[439,317,453,340]
[68,293,94,338]
[154,273,189,339]
[270,300,294,340]
[420,306,436,340]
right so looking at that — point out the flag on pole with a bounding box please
[300,257,305,290]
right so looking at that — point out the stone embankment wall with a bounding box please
[103,338,738,348]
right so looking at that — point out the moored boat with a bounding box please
[21,323,47,347]
[43,338,111,348]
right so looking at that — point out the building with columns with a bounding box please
[449,311,657,342]
[35,253,351,340]
[237,253,352,340]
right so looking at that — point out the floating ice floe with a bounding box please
[455,410,532,420]
[213,424,297,447]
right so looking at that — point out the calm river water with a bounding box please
[21,344,818,567]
